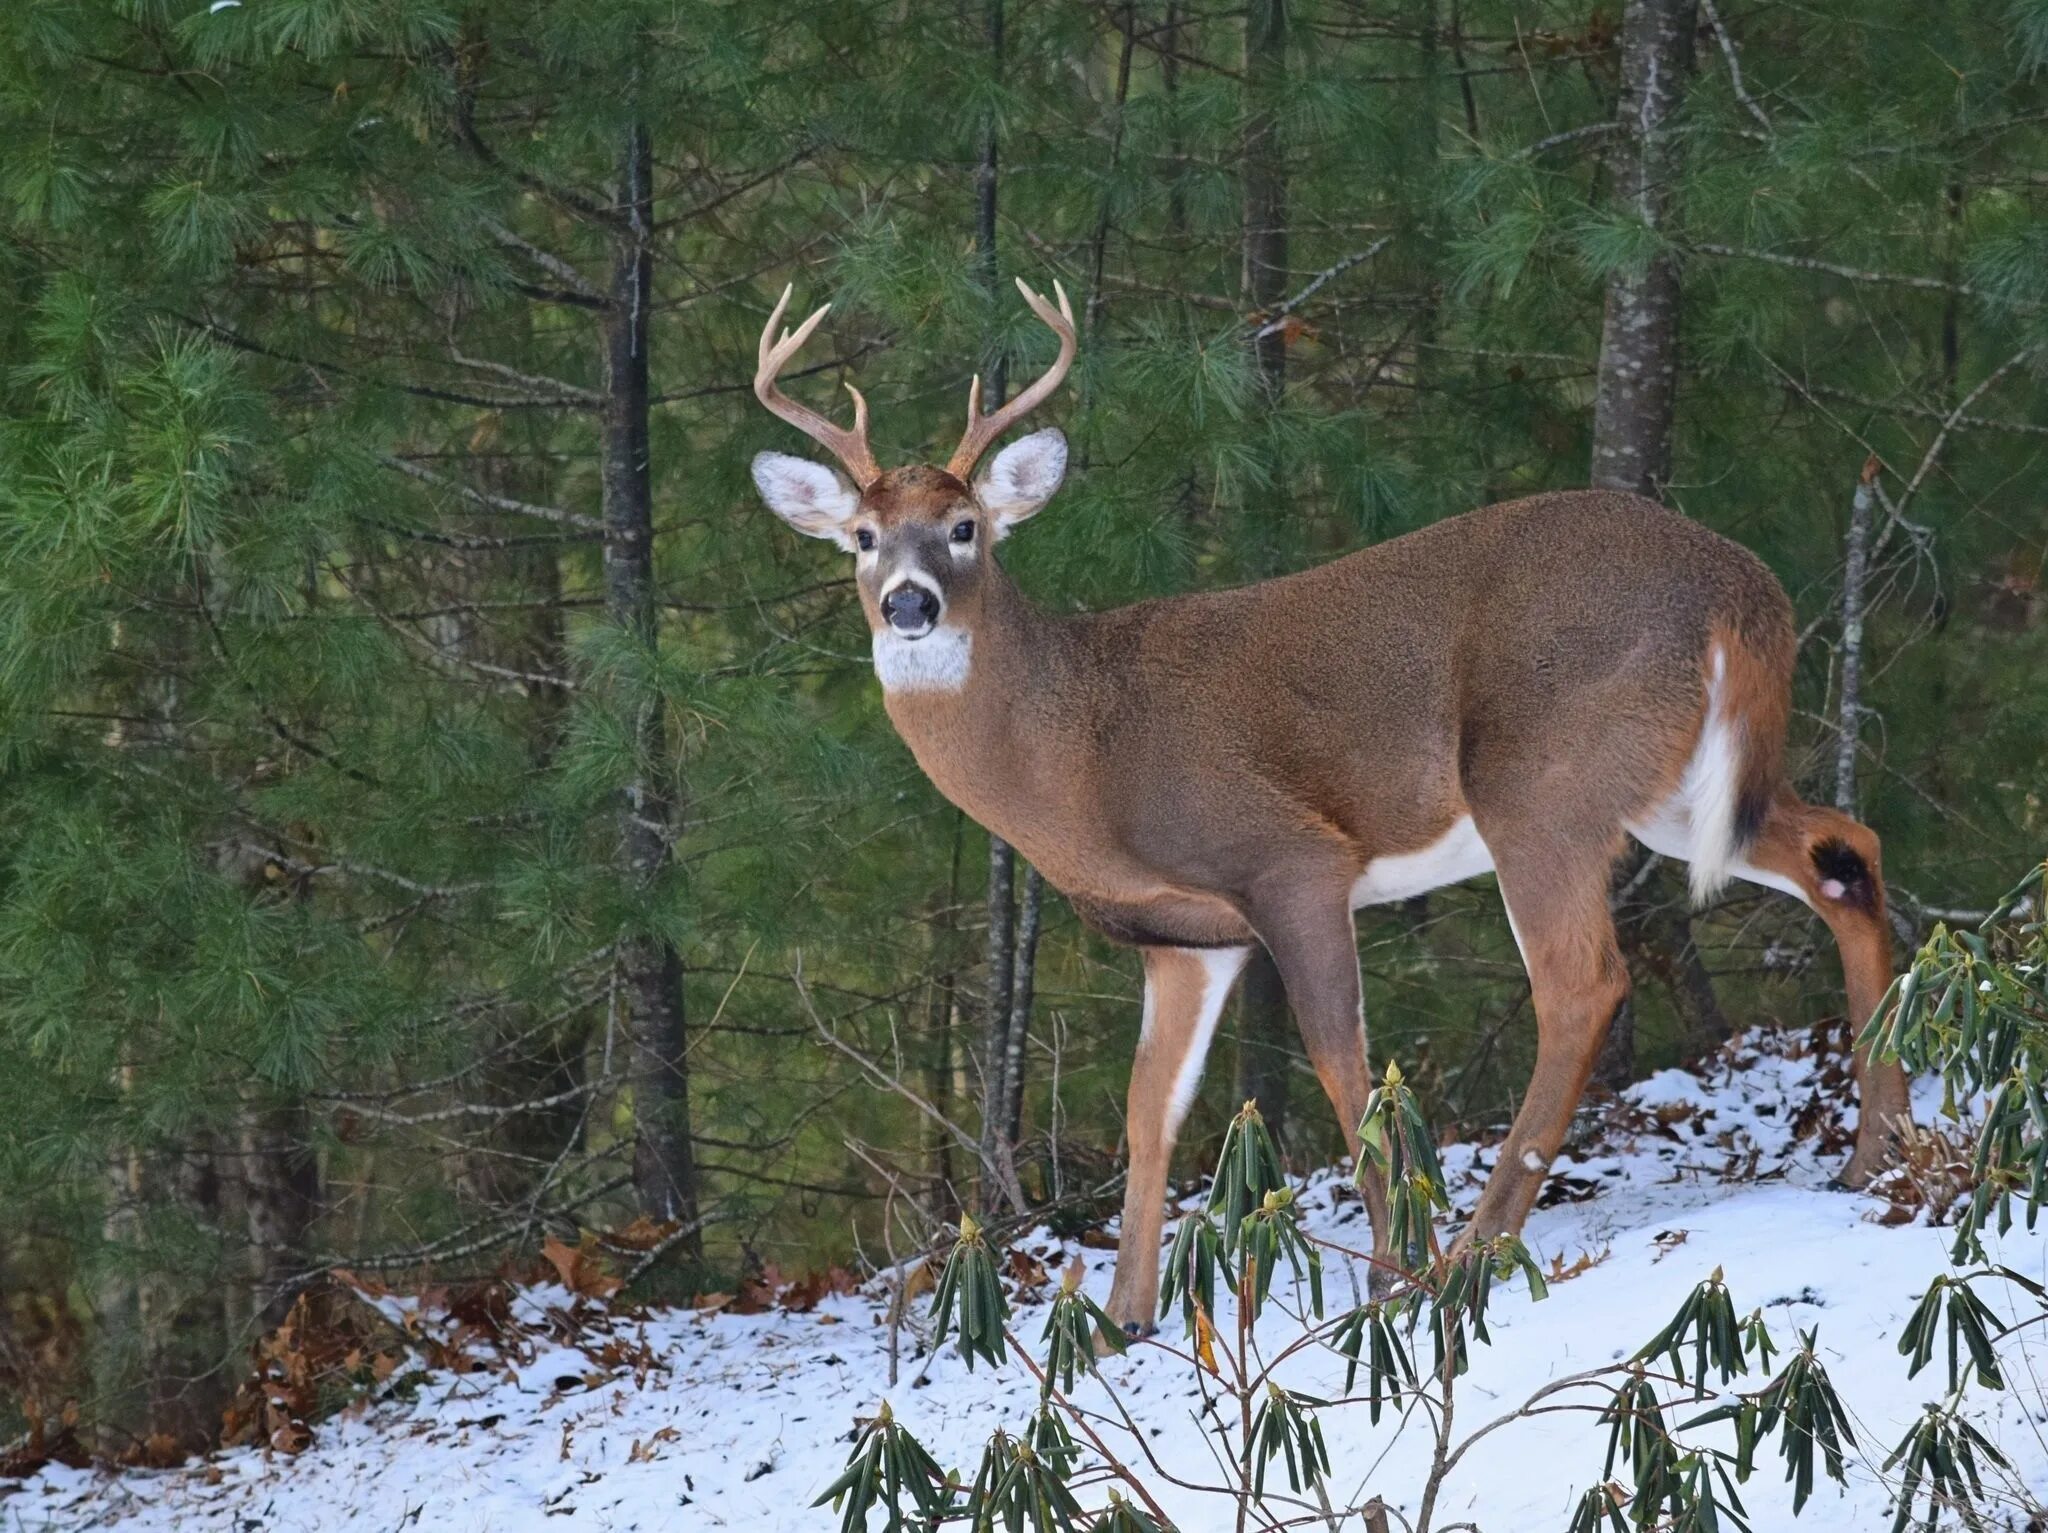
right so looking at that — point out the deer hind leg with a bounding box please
[1732,795,1908,1185]
[1463,841,1631,1244]
[1103,944,1250,1334]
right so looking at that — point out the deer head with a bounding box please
[750,280,1075,674]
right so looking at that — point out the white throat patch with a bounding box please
[873,627,972,693]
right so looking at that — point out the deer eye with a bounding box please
[854,528,876,552]
[950,520,976,544]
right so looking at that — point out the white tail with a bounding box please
[1681,646,1746,905]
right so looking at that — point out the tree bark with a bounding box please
[966,0,1034,1216]
[1004,864,1043,1147]
[243,1102,319,1328]
[604,122,700,1250]
[1233,0,1298,1153]
[1590,0,1697,498]
[1835,457,1879,816]
[1590,0,1702,1088]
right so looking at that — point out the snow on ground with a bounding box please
[8,1029,2048,1532]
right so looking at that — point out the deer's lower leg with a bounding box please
[1103,945,1249,1334]
[1738,797,1908,1185]
[1252,898,1392,1275]
[1464,862,1629,1243]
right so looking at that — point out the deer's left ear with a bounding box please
[975,428,1067,535]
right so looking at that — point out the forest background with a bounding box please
[0,0,2042,1455]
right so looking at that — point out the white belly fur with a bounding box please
[1350,816,1495,908]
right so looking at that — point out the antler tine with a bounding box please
[946,276,1078,480]
[753,283,881,489]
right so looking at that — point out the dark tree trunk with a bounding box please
[924,813,967,1223]
[604,123,700,1250]
[1233,0,1298,1153]
[1591,0,1703,1088]
[967,0,1033,1216]
[244,1102,319,1329]
[1590,0,1696,499]
[1235,948,1294,1152]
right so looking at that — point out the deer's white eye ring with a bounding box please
[855,527,876,552]
[950,520,976,544]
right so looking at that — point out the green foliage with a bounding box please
[1242,1383,1332,1496]
[964,1415,1086,1533]
[1896,1271,2016,1391]
[1687,1329,1855,1516]
[1881,1402,2011,1533]
[813,1400,954,1533]
[1634,1269,1759,1398]
[1036,1263,1125,1395]
[1330,1298,1414,1423]
[930,1214,1011,1373]
[1355,1061,1449,1277]
[1863,862,2048,1260]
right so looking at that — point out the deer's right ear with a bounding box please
[751,452,862,549]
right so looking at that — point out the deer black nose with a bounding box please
[882,584,940,633]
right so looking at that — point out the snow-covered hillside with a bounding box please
[8,1030,2046,1532]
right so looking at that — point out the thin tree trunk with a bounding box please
[979,829,1025,1212]
[1004,864,1043,1147]
[1591,0,1701,1088]
[605,122,700,1250]
[1163,4,1187,239]
[924,812,967,1223]
[967,0,1031,1216]
[1836,456,1880,816]
[1233,0,1297,1154]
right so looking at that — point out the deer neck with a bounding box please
[874,566,1081,847]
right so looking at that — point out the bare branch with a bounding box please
[1252,238,1394,338]
[380,454,603,532]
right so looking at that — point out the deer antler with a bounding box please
[754,284,881,489]
[945,278,1076,480]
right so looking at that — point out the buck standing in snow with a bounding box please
[748,278,1910,1332]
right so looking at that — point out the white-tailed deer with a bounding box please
[750,279,1910,1330]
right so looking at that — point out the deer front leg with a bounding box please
[1248,892,1394,1283]
[1462,850,1630,1244]
[1103,944,1251,1335]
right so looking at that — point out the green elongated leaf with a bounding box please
[930,1213,1011,1372]
[814,1401,956,1533]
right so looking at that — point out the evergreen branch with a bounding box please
[1698,0,1775,134]
[330,567,583,693]
[485,219,606,303]
[1516,121,1620,158]
[183,313,598,412]
[311,982,611,1104]
[647,341,888,407]
[359,516,601,550]
[452,86,624,231]
[439,350,605,408]
[792,956,990,1174]
[1890,344,2041,525]
[1688,244,2013,303]
[379,454,603,531]
[1252,238,1395,338]
[1794,382,2048,439]
[233,842,489,901]
[345,1078,598,1129]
